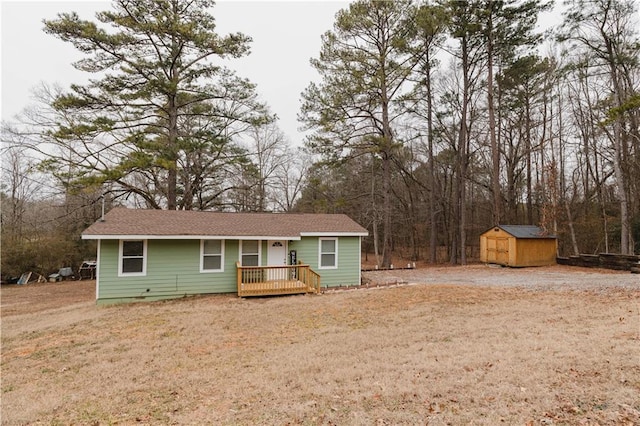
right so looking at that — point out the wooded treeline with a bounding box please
[2,0,639,277]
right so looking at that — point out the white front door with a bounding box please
[267,240,287,280]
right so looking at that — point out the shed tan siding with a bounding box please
[514,239,557,267]
[480,227,556,267]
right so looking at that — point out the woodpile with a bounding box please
[557,253,640,273]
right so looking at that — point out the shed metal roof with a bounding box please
[82,208,369,240]
[492,225,556,239]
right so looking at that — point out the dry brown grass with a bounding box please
[1,266,639,425]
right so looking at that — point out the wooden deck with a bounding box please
[236,263,321,297]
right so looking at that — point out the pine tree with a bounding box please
[300,0,421,268]
[43,0,272,209]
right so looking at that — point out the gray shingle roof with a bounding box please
[82,208,369,239]
[496,225,556,239]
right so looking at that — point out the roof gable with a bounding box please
[82,208,369,239]
[492,225,556,239]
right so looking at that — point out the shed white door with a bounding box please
[267,240,287,280]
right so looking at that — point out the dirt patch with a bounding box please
[2,266,639,425]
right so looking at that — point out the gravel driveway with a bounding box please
[362,264,639,292]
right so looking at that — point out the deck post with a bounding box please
[236,261,242,295]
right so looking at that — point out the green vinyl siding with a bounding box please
[290,236,361,287]
[97,235,362,303]
[97,239,239,304]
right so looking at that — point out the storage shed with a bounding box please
[480,225,557,267]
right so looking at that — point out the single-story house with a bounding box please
[82,208,369,304]
[479,225,557,267]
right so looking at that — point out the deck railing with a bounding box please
[236,262,321,297]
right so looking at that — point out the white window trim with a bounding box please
[318,237,338,269]
[118,239,147,277]
[200,239,225,273]
[239,240,262,266]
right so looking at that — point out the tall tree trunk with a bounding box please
[381,151,392,268]
[167,12,179,211]
[607,54,632,254]
[564,195,580,255]
[487,11,501,225]
[381,66,393,267]
[426,49,438,264]
[612,127,631,253]
[167,98,178,211]
[581,1,638,254]
[458,38,470,265]
[371,155,381,267]
[525,99,533,224]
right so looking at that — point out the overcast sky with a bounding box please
[1,1,349,144]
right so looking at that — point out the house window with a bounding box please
[241,240,260,266]
[201,239,224,272]
[119,240,146,276]
[319,238,338,269]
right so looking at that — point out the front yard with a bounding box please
[1,265,638,425]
